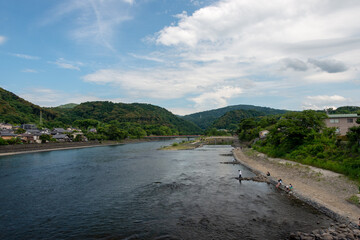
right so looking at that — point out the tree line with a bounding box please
[238,110,360,182]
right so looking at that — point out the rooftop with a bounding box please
[327,114,359,118]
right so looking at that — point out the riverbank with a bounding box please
[233,146,360,225]
[0,139,151,157]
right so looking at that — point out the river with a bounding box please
[0,141,334,239]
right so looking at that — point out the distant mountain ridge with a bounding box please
[56,103,78,109]
[52,101,202,134]
[0,87,201,134]
[327,106,360,114]
[211,109,265,130]
[182,104,287,129]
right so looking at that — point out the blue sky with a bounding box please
[1,0,360,115]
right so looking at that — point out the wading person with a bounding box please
[238,170,242,179]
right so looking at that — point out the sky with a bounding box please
[1,0,360,115]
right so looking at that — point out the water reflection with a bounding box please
[0,141,333,239]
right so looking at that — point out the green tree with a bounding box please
[74,119,99,130]
[267,110,326,155]
[39,134,53,143]
[15,128,26,134]
[0,138,9,145]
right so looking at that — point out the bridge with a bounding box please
[144,135,202,141]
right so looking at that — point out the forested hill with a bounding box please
[52,101,202,134]
[182,104,287,129]
[0,88,202,134]
[0,87,58,123]
[211,109,265,130]
[327,106,360,114]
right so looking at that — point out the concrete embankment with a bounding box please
[0,141,122,156]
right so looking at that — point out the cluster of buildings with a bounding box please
[0,123,90,143]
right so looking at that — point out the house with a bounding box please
[21,124,37,130]
[259,130,270,139]
[71,132,87,141]
[89,128,97,133]
[52,134,70,142]
[51,128,68,135]
[0,132,18,140]
[0,123,13,130]
[19,133,40,143]
[324,114,360,135]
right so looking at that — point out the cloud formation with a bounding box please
[190,86,243,109]
[50,58,83,71]
[83,0,360,112]
[282,58,308,72]
[0,36,6,44]
[19,88,112,107]
[43,0,134,50]
[22,69,38,73]
[308,58,348,73]
[302,95,349,110]
[10,53,40,60]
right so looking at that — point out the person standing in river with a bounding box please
[238,170,242,179]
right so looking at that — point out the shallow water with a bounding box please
[0,141,334,239]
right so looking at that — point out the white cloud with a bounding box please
[84,0,360,111]
[22,69,38,73]
[43,0,134,50]
[10,53,40,60]
[302,95,349,110]
[49,58,83,71]
[306,95,347,103]
[19,88,126,107]
[190,86,243,110]
[0,36,6,44]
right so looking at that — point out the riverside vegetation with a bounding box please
[237,110,360,184]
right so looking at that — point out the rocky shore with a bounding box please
[289,223,360,240]
[232,144,360,239]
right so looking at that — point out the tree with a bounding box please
[15,128,26,134]
[267,110,327,154]
[347,126,360,151]
[39,134,52,143]
[74,119,99,130]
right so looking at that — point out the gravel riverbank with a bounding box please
[232,146,360,238]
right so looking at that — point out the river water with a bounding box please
[0,141,334,239]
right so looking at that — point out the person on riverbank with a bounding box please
[266,171,270,176]
[276,178,282,188]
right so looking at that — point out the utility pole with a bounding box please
[40,110,43,126]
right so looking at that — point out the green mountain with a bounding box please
[211,109,265,130]
[0,87,58,124]
[0,88,201,134]
[52,101,202,134]
[182,104,287,129]
[56,103,78,109]
[327,106,360,114]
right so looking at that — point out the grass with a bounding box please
[347,195,360,207]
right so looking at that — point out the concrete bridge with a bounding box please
[144,135,202,141]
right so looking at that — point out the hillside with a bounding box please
[182,104,287,129]
[211,109,265,130]
[0,88,202,134]
[0,87,58,124]
[51,101,202,134]
[327,106,360,114]
[56,103,78,109]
